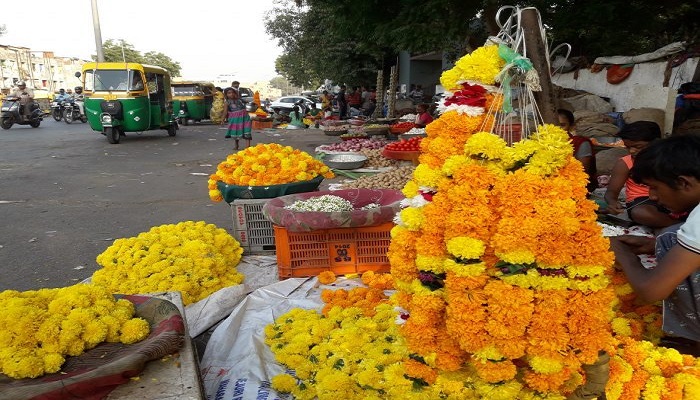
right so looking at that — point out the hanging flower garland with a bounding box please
[0,284,149,379]
[93,221,244,305]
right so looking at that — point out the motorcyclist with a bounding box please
[10,81,34,118]
[71,86,85,117]
[55,88,69,102]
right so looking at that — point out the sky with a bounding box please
[1,0,283,83]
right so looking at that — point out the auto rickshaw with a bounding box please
[171,81,214,125]
[77,62,177,144]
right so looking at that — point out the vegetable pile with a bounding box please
[385,136,423,152]
[318,138,388,153]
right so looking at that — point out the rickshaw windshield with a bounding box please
[84,69,144,92]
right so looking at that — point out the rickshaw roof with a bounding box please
[81,62,170,75]
[171,81,215,87]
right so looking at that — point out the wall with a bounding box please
[551,58,699,133]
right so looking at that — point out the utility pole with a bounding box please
[91,0,105,62]
[521,8,557,124]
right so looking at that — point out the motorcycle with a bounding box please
[62,98,87,124]
[50,98,65,121]
[1,96,43,129]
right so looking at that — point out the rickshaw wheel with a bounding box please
[106,127,120,144]
[167,125,177,137]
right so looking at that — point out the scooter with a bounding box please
[50,98,65,121]
[1,97,43,129]
[62,98,87,124]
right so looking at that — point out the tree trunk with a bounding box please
[521,8,558,125]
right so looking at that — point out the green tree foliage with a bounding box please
[143,51,182,77]
[101,39,143,63]
[267,0,698,84]
[96,40,182,77]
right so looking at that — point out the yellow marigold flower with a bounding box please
[318,271,337,285]
[446,237,485,260]
[400,207,424,231]
[401,180,420,198]
[271,373,297,393]
[497,249,535,265]
[464,131,508,160]
[119,318,150,344]
[528,356,564,374]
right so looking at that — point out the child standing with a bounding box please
[604,121,678,228]
[221,87,252,150]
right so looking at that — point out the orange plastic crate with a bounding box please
[274,222,393,279]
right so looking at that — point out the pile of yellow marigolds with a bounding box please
[93,221,244,305]
[0,284,149,379]
[208,143,334,202]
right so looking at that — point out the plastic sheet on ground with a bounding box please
[186,255,279,337]
[199,277,371,399]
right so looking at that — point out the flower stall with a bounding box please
[197,9,700,400]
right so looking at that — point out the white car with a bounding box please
[270,96,322,114]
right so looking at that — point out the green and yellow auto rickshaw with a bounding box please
[78,62,177,144]
[171,81,214,125]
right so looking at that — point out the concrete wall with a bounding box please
[551,58,699,133]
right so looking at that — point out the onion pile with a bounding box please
[342,165,415,190]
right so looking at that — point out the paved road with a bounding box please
[0,119,331,292]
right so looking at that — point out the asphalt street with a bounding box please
[0,119,332,292]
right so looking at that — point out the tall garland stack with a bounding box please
[389,43,614,397]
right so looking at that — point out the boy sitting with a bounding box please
[611,135,700,355]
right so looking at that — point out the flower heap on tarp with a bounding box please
[389,41,689,398]
[0,284,149,379]
[93,221,244,305]
[207,143,334,202]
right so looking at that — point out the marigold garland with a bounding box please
[93,221,244,305]
[0,284,149,379]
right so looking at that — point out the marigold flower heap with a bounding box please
[0,284,149,379]
[93,221,244,305]
[207,143,334,202]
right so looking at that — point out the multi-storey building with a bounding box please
[0,44,89,94]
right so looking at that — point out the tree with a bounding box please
[100,39,143,63]
[267,0,699,84]
[143,51,181,77]
[95,40,183,77]
[0,25,6,37]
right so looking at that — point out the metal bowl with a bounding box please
[323,153,368,170]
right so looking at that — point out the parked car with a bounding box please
[270,96,322,114]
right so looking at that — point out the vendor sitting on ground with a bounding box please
[414,103,434,128]
[288,105,307,129]
[604,121,680,228]
[306,103,322,128]
[611,135,700,355]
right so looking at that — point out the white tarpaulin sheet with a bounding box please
[199,277,370,400]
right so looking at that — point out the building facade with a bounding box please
[0,44,89,94]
